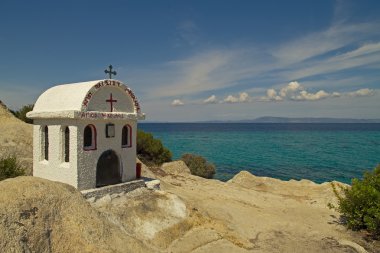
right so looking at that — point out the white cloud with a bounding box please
[169,85,376,108]
[262,82,376,102]
[198,82,376,105]
[348,88,375,97]
[261,81,338,102]
[259,89,283,102]
[292,90,330,101]
[239,92,251,102]
[171,99,184,106]
[223,95,239,103]
[223,92,251,103]
[203,95,218,104]
[279,81,304,98]
[276,81,331,101]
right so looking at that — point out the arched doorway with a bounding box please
[96,150,122,187]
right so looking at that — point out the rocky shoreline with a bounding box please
[1,162,379,252]
[1,103,379,252]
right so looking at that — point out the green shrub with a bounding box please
[13,104,34,124]
[0,155,26,181]
[329,165,380,237]
[137,130,172,166]
[181,153,216,179]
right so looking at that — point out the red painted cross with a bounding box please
[106,93,117,112]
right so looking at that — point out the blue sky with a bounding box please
[0,0,379,121]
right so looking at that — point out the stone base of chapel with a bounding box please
[81,179,146,199]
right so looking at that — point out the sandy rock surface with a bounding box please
[152,162,379,253]
[227,170,348,208]
[0,176,151,253]
[0,163,379,252]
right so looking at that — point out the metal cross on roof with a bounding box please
[104,65,117,79]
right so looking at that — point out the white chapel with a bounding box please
[27,79,145,190]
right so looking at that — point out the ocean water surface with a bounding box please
[139,123,380,184]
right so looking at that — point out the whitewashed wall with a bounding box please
[32,119,79,188]
[32,119,137,190]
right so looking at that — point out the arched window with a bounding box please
[122,125,132,148]
[64,127,70,162]
[84,124,96,150]
[44,126,49,160]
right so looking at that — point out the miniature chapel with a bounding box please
[27,79,145,190]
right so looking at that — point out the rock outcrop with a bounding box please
[0,162,378,252]
[0,102,33,173]
[153,162,377,253]
[161,160,191,175]
[0,176,150,252]
[227,170,349,207]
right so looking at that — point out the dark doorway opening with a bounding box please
[96,150,122,187]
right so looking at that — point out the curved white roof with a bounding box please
[33,80,101,112]
[27,79,145,120]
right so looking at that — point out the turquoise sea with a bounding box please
[139,123,380,184]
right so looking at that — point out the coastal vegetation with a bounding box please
[0,155,25,181]
[136,129,216,179]
[137,130,172,166]
[181,153,216,179]
[329,165,380,238]
[10,104,34,124]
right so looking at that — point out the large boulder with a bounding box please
[0,176,149,252]
[161,161,191,175]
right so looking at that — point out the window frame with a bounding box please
[43,125,49,161]
[83,124,97,151]
[63,126,70,162]
[106,123,115,138]
[121,124,132,148]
